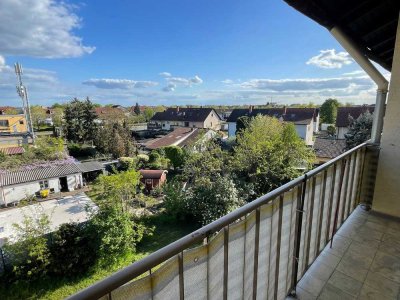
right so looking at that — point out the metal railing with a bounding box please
[69,142,370,300]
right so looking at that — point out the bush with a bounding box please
[68,143,97,158]
[163,180,189,221]
[119,157,136,171]
[88,206,145,262]
[49,223,97,277]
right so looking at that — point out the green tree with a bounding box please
[187,175,243,226]
[94,169,142,212]
[88,206,144,262]
[163,146,186,169]
[4,107,19,115]
[30,106,46,130]
[134,102,141,115]
[320,98,340,124]
[236,116,250,134]
[232,115,314,196]
[163,180,188,221]
[143,107,155,121]
[345,111,373,149]
[4,206,51,281]
[51,107,64,127]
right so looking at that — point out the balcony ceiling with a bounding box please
[284,0,400,71]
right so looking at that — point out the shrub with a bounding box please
[163,180,189,221]
[49,223,97,277]
[68,143,96,158]
[119,157,136,171]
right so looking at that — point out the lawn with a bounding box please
[0,213,197,300]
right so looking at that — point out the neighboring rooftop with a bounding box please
[139,169,167,179]
[145,127,198,150]
[336,105,374,127]
[313,138,347,159]
[0,146,25,156]
[151,107,220,122]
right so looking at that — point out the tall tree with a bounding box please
[345,111,373,149]
[30,106,46,130]
[320,98,340,124]
[134,102,141,115]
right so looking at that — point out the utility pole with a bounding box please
[15,62,35,143]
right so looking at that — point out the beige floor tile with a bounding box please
[370,251,400,284]
[298,274,326,297]
[336,258,368,282]
[358,284,394,300]
[315,251,341,269]
[317,283,355,300]
[327,271,363,297]
[364,271,400,299]
[307,259,336,282]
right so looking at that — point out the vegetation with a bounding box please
[345,111,373,149]
[30,106,47,130]
[320,98,340,124]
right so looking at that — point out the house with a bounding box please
[95,106,128,123]
[335,105,375,139]
[227,106,319,145]
[144,127,200,150]
[139,169,168,193]
[150,107,221,130]
[0,115,27,134]
[313,137,347,164]
[0,161,104,206]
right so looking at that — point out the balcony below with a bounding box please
[290,206,400,300]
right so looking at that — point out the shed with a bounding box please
[139,170,168,193]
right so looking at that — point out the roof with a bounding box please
[284,0,400,71]
[227,107,318,125]
[145,127,198,150]
[0,146,25,155]
[95,107,126,117]
[77,161,104,173]
[314,138,347,159]
[0,163,82,187]
[336,105,374,127]
[139,169,167,179]
[151,107,220,123]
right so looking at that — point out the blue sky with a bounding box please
[0,0,387,107]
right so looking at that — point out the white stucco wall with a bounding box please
[337,127,348,139]
[0,178,61,205]
[313,114,320,132]
[294,124,313,145]
[67,174,83,191]
[203,111,221,130]
[228,122,237,137]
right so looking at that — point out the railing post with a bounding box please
[289,175,307,296]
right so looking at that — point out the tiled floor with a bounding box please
[288,206,400,300]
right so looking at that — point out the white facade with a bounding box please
[151,110,221,131]
[0,174,82,206]
[336,127,348,139]
[313,114,320,132]
[228,122,237,137]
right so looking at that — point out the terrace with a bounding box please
[69,1,400,299]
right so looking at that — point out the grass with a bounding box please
[0,213,198,300]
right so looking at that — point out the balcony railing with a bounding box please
[69,142,370,300]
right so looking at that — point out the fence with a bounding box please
[69,142,368,300]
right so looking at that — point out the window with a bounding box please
[39,180,49,189]
[0,120,8,126]
[0,227,4,233]
[19,120,24,124]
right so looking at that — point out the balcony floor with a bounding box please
[288,206,400,300]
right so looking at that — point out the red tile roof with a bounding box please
[145,127,198,150]
[0,146,25,155]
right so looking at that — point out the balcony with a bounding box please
[69,143,388,300]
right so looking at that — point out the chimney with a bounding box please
[249,105,254,113]
[283,106,287,115]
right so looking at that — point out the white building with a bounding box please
[0,162,104,206]
[150,107,222,131]
[335,105,374,139]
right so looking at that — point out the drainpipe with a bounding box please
[330,27,389,144]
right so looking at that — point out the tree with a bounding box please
[94,169,142,212]
[82,97,98,141]
[134,102,141,115]
[88,206,144,262]
[51,107,64,127]
[30,106,46,130]
[4,107,18,115]
[345,111,373,149]
[232,115,314,197]
[186,175,243,226]
[320,98,340,124]
[143,107,155,121]
[163,180,188,221]
[163,146,186,169]
[3,206,51,280]
[236,116,250,134]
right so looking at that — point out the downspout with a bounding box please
[330,27,389,144]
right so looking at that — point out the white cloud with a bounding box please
[160,73,203,92]
[159,72,171,77]
[222,79,234,84]
[82,78,158,89]
[307,49,352,69]
[0,0,95,58]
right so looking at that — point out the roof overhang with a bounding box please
[284,0,400,71]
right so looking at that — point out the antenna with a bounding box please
[15,62,35,143]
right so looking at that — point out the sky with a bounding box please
[0,0,390,107]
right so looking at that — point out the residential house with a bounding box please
[0,115,27,134]
[139,169,168,193]
[227,106,319,145]
[336,105,375,139]
[95,106,128,123]
[144,127,200,150]
[150,107,221,130]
